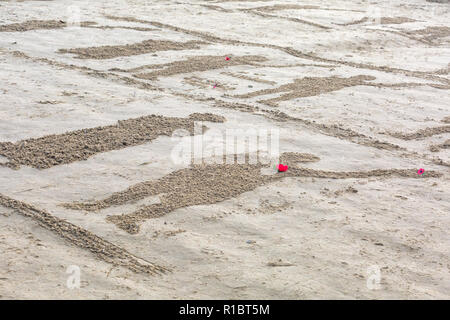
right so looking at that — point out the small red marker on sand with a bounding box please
[277,164,288,172]
[225,56,230,61]
[417,168,425,175]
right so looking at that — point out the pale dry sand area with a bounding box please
[0,0,449,299]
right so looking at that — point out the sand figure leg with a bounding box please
[106,202,173,234]
[285,167,442,179]
[63,180,169,211]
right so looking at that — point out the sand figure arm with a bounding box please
[276,152,442,179]
[233,84,292,99]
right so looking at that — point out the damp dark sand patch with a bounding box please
[0,113,225,169]
[234,75,377,106]
[386,126,450,140]
[64,152,441,234]
[442,116,450,124]
[128,55,267,80]
[58,39,206,59]
[0,193,168,274]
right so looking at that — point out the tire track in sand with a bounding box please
[0,193,168,274]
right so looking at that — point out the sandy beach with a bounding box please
[0,0,449,299]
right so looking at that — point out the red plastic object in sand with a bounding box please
[277,164,288,172]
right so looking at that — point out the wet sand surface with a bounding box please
[0,0,449,299]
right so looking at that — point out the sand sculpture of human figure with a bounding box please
[64,152,440,234]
